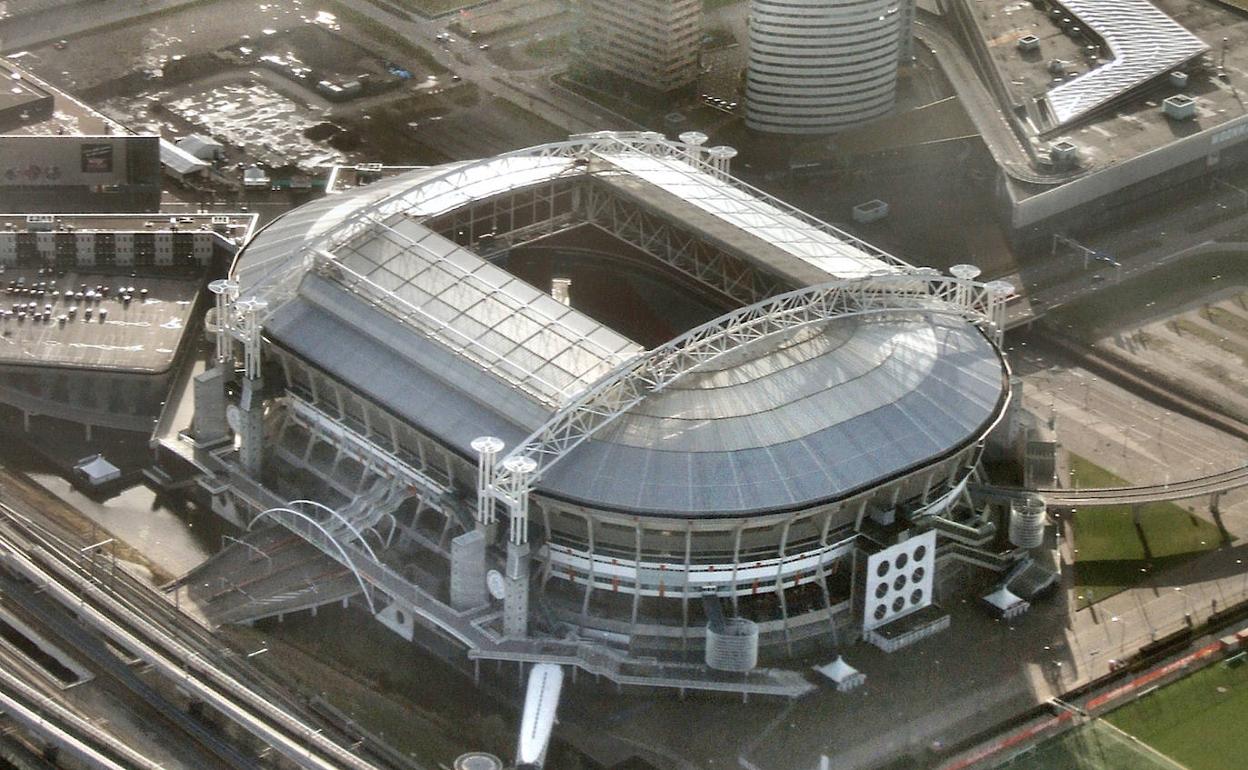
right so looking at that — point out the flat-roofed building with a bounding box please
[580,0,703,92]
[0,60,161,213]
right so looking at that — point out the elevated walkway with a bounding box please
[977,463,1248,507]
[928,515,997,547]
[212,458,815,697]
[179,525,360,626]
[938,542,1018,572]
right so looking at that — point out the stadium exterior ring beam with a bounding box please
[247,506,377,614]
[484,272,1014,532]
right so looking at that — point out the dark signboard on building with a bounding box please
[80,143,114,173]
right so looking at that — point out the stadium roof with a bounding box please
[540,313,1005,516]
[600,152,899,281]
[237,134,1008,516]
[1045,0,1208,125]
[333,213,640,403]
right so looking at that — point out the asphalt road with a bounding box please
[344,2,636,135]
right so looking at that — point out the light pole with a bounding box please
[1175,586,1193,626]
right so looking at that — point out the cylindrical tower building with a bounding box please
[746,0,909,134]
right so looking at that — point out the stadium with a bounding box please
[188,131,1019,693]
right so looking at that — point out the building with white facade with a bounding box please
[746,0,915,134]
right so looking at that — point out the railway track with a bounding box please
[0,503,384,770]
[0,643,167,770]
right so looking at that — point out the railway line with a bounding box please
[0,501,385,770]
[0,643,166,770]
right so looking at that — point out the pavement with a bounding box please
[1010,340,1248,689]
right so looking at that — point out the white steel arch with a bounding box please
[247,506,377,614]
[286,498,381,564]
[485,272,1014,526]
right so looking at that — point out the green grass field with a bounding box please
[993,720,1183,770]
[1069,454,1224,608]
[1104,656,1248,770]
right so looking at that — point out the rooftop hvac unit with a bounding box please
[1164,94,1196,121]
[1049,140,1080,169]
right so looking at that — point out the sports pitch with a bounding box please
[996,655,1248,770]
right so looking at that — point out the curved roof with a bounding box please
[539,312,1006,516]
[235,134,1009,518]
[1045,0,1208,126]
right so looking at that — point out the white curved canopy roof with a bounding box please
[1046,0,1208,125]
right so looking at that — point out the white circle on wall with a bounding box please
[486,569,506,601]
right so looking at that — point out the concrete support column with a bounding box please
[678,131,708,167]
[207,279,239,365]
[984,280,1016,345]
[237,376,264,477]
[450,529,488,611]
[707,146,738,180]
[192,366,229,444]
[500,455,537,639]
[949,264,981,313]
[504,541,531,639]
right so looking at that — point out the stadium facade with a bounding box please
[190,132,1022,694]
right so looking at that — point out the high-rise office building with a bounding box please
[746,0,914,134]
[580,0,703,93]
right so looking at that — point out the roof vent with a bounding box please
[1049,140,1080,169]
[1170,70,1189,88]
[1017,35,1040,52]
[1163,94,1196,121]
